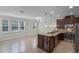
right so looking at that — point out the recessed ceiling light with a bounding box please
[50,11,54,13]
[69,6,73,9]
[45,25,48,27]
[70,13,73,15]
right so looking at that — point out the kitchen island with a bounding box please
[38,30,64,53]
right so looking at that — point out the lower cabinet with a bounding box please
[38,34,54,53]
[38,33,64,53]
[58,33,64,40]
[38,35,44,49]
[54,36,59,47]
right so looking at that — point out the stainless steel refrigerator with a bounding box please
[74,23,79,52]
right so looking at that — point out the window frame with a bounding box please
[20,21,25,31]
[12,20,19,32]
[2,20,9,33]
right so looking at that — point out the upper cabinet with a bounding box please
[57,15,77,29]
[64,15,76,24]
[57,19,64,29]
[75,17,79,23]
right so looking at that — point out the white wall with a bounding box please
[0,15,57,41]
[0,15,39,41]
[38,18,57,34]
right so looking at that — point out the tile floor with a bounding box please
[0,35,74,53]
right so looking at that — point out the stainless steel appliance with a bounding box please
[64,24,75,43]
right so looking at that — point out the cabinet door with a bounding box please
[57,19,64,29]
[76,17,79,23]
[43,36,50,51]
[60,20,64,28]
[57,20,60,28]
[64,15,75,24]
[49,37,54,52]
[58,33,64,40]
[55,36,59,46]
[38,35,44,49]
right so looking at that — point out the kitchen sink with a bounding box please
[47,31,59,34]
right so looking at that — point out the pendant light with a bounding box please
[45,12,48,28]
[50,10,53,27]
[49,14,53,27]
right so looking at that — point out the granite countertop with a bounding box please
[39,30,64,37]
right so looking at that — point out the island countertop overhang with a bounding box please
[38,30,64,37]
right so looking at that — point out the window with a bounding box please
[20,21,24,30]
[2,20,8,32]
[12,20,18,31]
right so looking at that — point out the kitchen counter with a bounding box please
[38,30,64,53]
[39,30,64,37]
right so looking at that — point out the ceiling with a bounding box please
[0,6,79,19]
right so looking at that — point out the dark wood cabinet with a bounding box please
[38,33,64,53]
[38,35,44,49]
[54,33,64,47]
[64,15,75,24]
[57,15,76,29]
[58,33,64,40]
[57,19,64,29]
[75,17,79,23]
[38,34,54,53]
[54,36,59,47]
